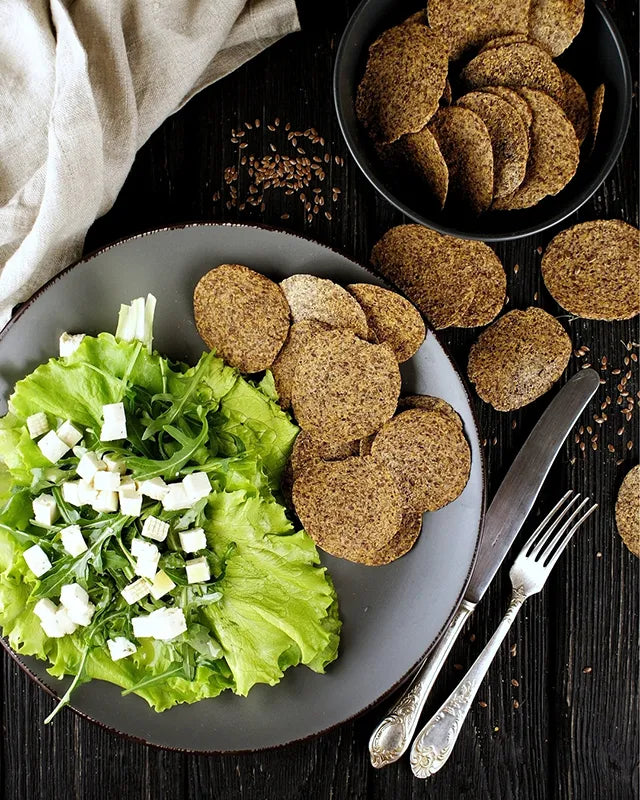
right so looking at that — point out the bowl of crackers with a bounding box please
[334,0,632,240]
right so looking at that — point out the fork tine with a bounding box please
[530,496,590,560]
[543,503,598,570]
[523,491,580,556]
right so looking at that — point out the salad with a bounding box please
[0,296,340,721]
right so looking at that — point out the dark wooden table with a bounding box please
[2,2,638,798]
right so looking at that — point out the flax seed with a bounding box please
[514,264,519,274]
[511,679,519,687]
[478,701,488,708]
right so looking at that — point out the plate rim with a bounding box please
[0,221,486,753]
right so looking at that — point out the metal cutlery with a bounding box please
[369,368,600,768]
[410,492,597,777]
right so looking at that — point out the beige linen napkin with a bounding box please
[0,0,300,327]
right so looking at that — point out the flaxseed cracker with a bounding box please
[457,91,529,199]
[590,83,605,153]
[480,33,533,52]
[280,274,368,338]
[529,0,585,57]
[291,329,401,445]
[482,86,534,134]
[461,42,565,106]
[361,513,424,566]
[371,408,471,512]
[347,283,426,363]
[428,106,494,215]
[272,319,331,409]
[194,264,290,373]
[427,0,531,61]
[290,430,359,477]
[467,307,572,410]
[384,127,449,209]
[493,88,579,210]
[370,225,476,329]
[397,395,464,430]
[560,69,590,144]
[456,241,507,327]
[292,456,403,563]
[355,23,448,144]
[541,220,640,321]
[615,465,640,558]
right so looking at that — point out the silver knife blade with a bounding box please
[465,368,600,604]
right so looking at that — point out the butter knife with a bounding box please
[369,368,600,768]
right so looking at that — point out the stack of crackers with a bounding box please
[356,1,605,213]
[194,265,471,566]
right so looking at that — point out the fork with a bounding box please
[409,491,597,778]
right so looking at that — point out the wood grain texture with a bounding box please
[1,1,637,798]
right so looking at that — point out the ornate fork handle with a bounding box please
[410,587,527,778]
[368,599,476,768]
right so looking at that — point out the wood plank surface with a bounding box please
[1,2,637,798]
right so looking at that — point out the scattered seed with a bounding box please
[608,444,615,452]
[478,701,488,708]
[596,552,602,558]
[512,420,517,429]
[511,644,517,656]
[583,666,592,674]
[454,663,463,671]
[325,211,332,220]
[627,441,634,450]
[514,264,520,274]
[513,700,520,709]
[511,679,519,687]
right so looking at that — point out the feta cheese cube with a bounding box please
[121,577,151,605]
[185,556,210,584]
[139,477,169,501]
[72,445,88,458]
[107,637,137,661]
[149,570,176,600]
[76,451,105,481]
[131,539,158,560]
[131,614,156,638]
[161,483,191,511]
[133,607,187,641]
[77,479,98,506]
[34,598,58,623]
[135,553,159,580]
[183,472,212,503]
[56,420,83,448]
[92,490,119,513]
[61,480,81,507]
[60,524,87,557]
[38,605,77,638]
[38,430,69,463]
[100,403,127,441]
[60,583,95,626]
[93,470,121,491]
[26,412,49,439]
[119,475,136,489]
[32,494,59,526]
[55,607,78,635]
[119,488,142,517]
[141,516,169,542]
[179,527,207,553]
[103,453,126,474]
[59,332,85,357]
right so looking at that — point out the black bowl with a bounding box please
[333,0,632,241]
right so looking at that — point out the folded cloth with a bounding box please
[0,0,300,327]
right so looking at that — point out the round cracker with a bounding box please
[493,88,579,210]
[456,241,507,327]
[559,69,589,145]
[272,320,331,409]
[360,513,423,566]
[370,225,477,329]
[467,307,572,411]
[541,220,640,321]
[355,23,448,144]
[346,283,426,363]
[292,456,403,564]
[482,86,534,133]
[384,127,450,209]
[359,434,376,457]
[529,0,585,57]
[441,79,453,106]
[280,274,368,338]
[428,106,494,215]
[291,329,401,445]
[461,42,565,106]
[397,395,464,430]
[371,408,471,513]
[194,264,290,373]
[427,0,530,61]
[615,465,640,558]
[457,92,529,199]
[480,33,534,52]
[590,83,605,153]
[290,431,359,477]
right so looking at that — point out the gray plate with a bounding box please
[0,223,484,752]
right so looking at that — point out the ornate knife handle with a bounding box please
[368,599,476,768]
[410,588,527,778]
